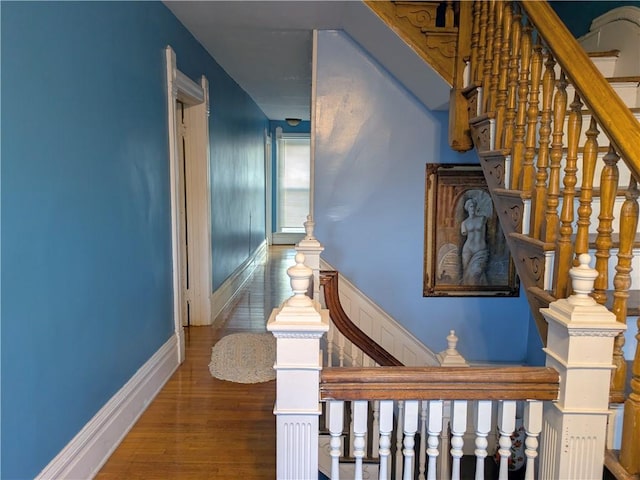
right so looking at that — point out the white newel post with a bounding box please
[267,252,330,480]
[296,214,324,302]
[539,254,626,480]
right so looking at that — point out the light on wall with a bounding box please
[285,118,301,127]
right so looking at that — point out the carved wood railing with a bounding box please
[452,1,640,475]
[320,270,403,367]
[320,366,559,480]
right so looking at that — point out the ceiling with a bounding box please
[164,1,451,121]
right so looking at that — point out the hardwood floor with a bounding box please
[96,246,297,479]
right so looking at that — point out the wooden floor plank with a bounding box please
[95,246,296,479]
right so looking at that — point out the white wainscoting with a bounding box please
[36,335,179,480]
[210,240,267,322]
[320,259,438,367]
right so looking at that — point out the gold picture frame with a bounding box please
[423,163,519,297]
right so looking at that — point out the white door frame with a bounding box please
[265,129,273,245]
[165,46,212,363]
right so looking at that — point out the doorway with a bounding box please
[165,46,213,362]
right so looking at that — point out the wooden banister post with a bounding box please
[296,214,324,302]
[539,254,626,479]
[267,252,330,480]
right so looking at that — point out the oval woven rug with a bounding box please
[208,332,276,384]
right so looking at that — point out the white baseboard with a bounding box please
[320,260,439,366]
[36,335,179,480]
[210,240,267,321]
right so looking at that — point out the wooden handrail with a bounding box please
[320,270,403,366]
[320,366,559,401]
[520,1,640,182]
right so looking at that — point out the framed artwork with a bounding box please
[423,163,519,297]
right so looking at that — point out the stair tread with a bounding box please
[587,49,620,58]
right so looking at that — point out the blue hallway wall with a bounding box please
[313,30,533,363]
[1,2,267,478]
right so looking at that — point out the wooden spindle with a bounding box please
[329,400,345,480]
[378,400,394,480]
[487,0,504,113]
[511,21,532,190]
[553,92,583,298]
[426,400,443,480]
[497,401,516,480]
[502,5,522,153]
[593,146,620,305]
[531,50,556,240]
[474,400,492,480]
[523,400,543,480]
[544,71,568,245]
[445,0,455,29]
[481,0,496,114]
[493,2,512,149]
[403,400,419,480]
[574,118,599,260]
[521,37,543,194]
[476,1,489,87]
[470,1,481,85]
[620,176,640,471]
[450,400,467,480]
[353,400,368,480]
[611,176,639,403]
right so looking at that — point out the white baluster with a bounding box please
[338,332,345,367]
[474,400,492,480]
[497,400,517,480]
[371,401,380,459]
[523,400,542,480]
[353,401,368,480]
[378,400,394,480]
[326,323,334,367]
[439,402,451,480]
[403,400,419,480]
[418,401,428,480]
[395,401,405,480]
[329,401,345,480]
[349,403,355,458]
[426,400,443,480]
[450,400,468,480]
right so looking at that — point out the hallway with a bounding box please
[95,246,297,479]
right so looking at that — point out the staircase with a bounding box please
[268,2,640,479]
[366,0,640,476]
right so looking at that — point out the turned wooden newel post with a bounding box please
[539,254,626,479]
[267,252,330,480]
[296,214,324,302]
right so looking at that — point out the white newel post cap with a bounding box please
[437,330,469,367]
[567,253,599,306]
[297,214,325,251]
[286,252,313,308]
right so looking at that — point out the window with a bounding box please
[276,132,310,233]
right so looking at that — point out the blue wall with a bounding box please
[313,31,533,363]
[1,2,267,478]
